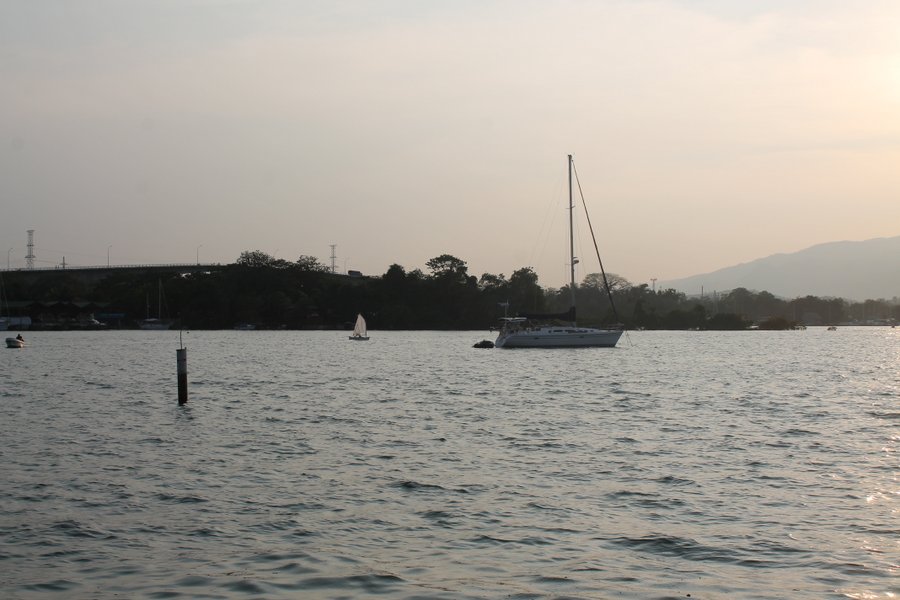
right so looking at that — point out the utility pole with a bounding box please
[26,229,34,270]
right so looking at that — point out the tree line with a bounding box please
[3,250,898,330]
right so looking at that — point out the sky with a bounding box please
[2,0,899,289]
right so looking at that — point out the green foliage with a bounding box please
[508,267,543,313]
[296,255,330,272]
[426,254,469,283]
[236,250,273,267]
[3,250,896,330]
[707,313,751,330]
[758,317,798,330]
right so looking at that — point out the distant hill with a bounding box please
[660,236,900,301]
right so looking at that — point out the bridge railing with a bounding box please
[1,263,223,272]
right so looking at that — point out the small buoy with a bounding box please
[473,340,494,348]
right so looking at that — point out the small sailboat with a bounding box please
[494,155,623,348]
[139,279,172,330]
[0,272,9,332]
[349,314,369,341]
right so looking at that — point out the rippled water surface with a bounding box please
[1,328,897,599]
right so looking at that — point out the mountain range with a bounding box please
[659,236,900,301]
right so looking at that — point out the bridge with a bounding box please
[0,263,225,286]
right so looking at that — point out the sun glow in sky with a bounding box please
[2,0,899,288]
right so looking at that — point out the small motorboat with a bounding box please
[6,337,25,348]
[473,340,495,348]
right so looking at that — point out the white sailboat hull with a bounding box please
[492,155,624,350]
[495,326,622,348]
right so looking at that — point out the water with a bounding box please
[1,328,897,599]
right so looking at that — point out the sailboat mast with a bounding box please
[568,154,576,316]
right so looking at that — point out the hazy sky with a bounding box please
[3,0,899,288]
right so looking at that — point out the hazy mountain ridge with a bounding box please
[660,236,900,301]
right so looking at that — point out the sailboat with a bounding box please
[139,279,172,330]
[494,155,624,348]
[349,313,369,341]
[0,272,8,332]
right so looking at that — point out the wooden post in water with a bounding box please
[176,347,188,405]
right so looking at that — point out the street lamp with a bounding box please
[107,244,112,267]
[196,244,203,265]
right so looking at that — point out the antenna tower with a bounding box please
[329,244,337,274]
[26,229,35,270]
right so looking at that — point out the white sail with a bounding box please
[350,314,369,340]
[353,314,367,336]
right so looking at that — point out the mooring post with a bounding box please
[176,347,188,405]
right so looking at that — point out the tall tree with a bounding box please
[509,267,543,312]
[237,250,279,268]
[426,254,469,283]
[296,255,329,272]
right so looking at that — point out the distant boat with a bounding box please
[0,272,9,331]
[494,155,623,348]
[1,272,32,331]
[349,314,369,341]
[139,318,171,331]
[140,279,172,330]
[6,336,25,348]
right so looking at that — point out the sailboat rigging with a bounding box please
[139,279,172,330]
[493,154,623,348]
[0,272,8,331]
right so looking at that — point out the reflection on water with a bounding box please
[1,328,897,599]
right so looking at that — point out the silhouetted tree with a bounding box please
[426,254,469,284]
[707,313,751,330]
[296,255,329,272]
[509,267,544,313]
[236,250,285,268]
[6,248,895,331]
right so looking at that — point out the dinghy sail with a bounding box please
[349,314,369,341]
